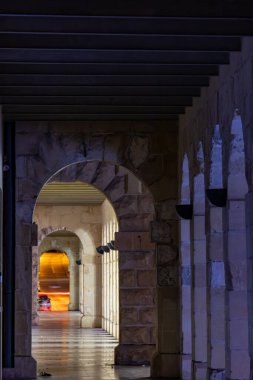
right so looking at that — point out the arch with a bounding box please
[30,159,156,363]
[14,125,179,378]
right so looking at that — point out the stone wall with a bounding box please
[12,121,179,379]
[178,37,253,380]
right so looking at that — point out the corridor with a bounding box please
[31,312,151,380]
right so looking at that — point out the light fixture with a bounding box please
[175,204,193,220]
[96,246,104,254]
[206,188,227,207]
[107,240,116,250]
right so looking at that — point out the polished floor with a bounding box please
[32,312,152,380]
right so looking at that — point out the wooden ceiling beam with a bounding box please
[0,15,252,36]
[0,63,219,76]
[1,0,253,17]
[0,33,241,51]
[0,49,229,64]
[0,74,210,86]
[0,85,201,96]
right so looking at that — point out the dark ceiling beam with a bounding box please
[2,105,185,114]
[1,0,253,17]
[0,95,193,106]
[3,113,179,121]
[0,85,201,96]
[0,33,241,51]
[0,74,209,86]
[0,49,229,64]
[0,63,219,76]
[0,15,253,36]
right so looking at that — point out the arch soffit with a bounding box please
[33,160,155,232]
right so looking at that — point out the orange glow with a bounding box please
[39,252,70,311]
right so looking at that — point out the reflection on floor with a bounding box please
[32,312,151,380]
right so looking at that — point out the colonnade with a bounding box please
[102,219,119,339]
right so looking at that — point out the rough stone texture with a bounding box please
[157,244,178,264]
[178,37,253,380]
[13,120,179,377]
[151,220,178,244]
[115,344,156,365]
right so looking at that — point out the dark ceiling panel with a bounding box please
[0,95,193,106]
[0,33,241,51]
[1,0,253,17]
[0,74,210,86]
[0,3,251,122]
[0,49,229,64]
[0,63,219,76]
[0,15,252,36]
[0,86,201,96]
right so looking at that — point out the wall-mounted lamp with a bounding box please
[96,246,104,254]
[76,259,81,265]
[206,188,227,207]
[175,204,193,220]
[107,240,116,250]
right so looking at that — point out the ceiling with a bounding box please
[37,181,106,205]
[0,1,253,121]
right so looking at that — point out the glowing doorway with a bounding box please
[39,251,70,311]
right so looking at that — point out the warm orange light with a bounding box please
[39,252,70,311]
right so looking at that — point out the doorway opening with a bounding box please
[39,251,70,311]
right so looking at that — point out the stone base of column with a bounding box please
[80,314,101,328]
[115,344,155,365]
[181,354,192,380]
[68,303,78,311]
[3,356,37,379]
[208,368,225,380]
[32,312,40,326]
[193,361,207,380]
[151,352,180,379]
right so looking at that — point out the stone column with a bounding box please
[192,173,208,380]
[207,206,225,379]
[180,219,192,380]
[32,246,39,325]
[68,262,79,310]
[150,219,180,379]
[224,115,250,379]
[115,231,156,365]
[246,191,253,380]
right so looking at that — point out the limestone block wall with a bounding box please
[13,120,179,379]
[178,37,253,380]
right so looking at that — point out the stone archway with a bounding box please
[14,123,179,379]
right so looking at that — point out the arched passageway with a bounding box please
[39,251,70,311]
[12,123,179,380]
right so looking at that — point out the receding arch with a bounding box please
[14,123,179,379]
[31,159,157,365]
